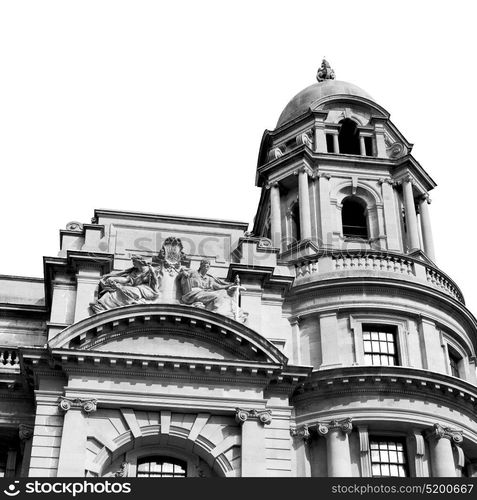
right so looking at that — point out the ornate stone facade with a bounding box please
[0,62,476,477]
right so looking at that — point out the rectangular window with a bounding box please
[326,134,335,153]
[448,349,461,378]
[362,324,398,366]
[370,439,408,477]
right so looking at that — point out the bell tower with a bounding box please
[253,59,436,262]
[251,60,477,477]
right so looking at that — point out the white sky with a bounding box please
[1,1,476,313]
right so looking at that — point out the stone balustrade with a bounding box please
[426,268,464,303]
[0,348,20,370]
[332,252,414,275]
[290,250,464,304]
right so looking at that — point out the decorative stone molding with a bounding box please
[421,193,432,204]
[290,424,310,441]
[66,221,84,232]
[427,423,463,444]
[18,424,34,441]
[235,408,272,426]
[268,147,284,161]
[58,396,98,414]
[265,181,280,190]
[378,177,395,186]
[317,417,353,436]
[296,132,313,148]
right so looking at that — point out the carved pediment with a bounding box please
[49,304,287,365]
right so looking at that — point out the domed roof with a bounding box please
[276,80,374,128]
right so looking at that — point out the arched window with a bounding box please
[342,196,368,239]
[137,456,187,477]
[338,118,360,155]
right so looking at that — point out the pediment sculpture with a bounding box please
[90,237,248,322]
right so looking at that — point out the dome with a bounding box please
[276,80,374,128]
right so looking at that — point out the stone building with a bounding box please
[1,61,476,477]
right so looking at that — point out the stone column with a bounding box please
[57,397,97,477]
[19,424,34,477]
[74,267,102,322]
[236,408,272,477]
[291,425,311,477]
[332,134,340,154]
[419,194,436,261]
[297,168,312,240]
[426,423,462,477]
[402,176,420,250]
[318,418,353,477]
[269,182,282,249]
[359,135,366,156]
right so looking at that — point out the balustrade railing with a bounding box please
[0,348,20,369]
[332,253,414,275]
[291,250,465,304]
[426,268,464,303]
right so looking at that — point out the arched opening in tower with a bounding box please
[342,196,368,238]
[338,118,361,155]
[291,201,301,243]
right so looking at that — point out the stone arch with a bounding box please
[85,414,241,478]
[332,182,383,243]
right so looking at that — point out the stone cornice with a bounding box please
[20,347,310,391]
[293,366,477,416]
[94,209,249,231]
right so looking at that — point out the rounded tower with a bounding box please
[253,60,477,477]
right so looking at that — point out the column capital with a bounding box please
[18,424,34,441]
[317,417,353,436]
[58,396,98,414]
[378,177,395,186]
[420,193,432,204]
[290,424,310,442]
[235,408,272,426]
[426,423,463,444]
[265,181,280,190]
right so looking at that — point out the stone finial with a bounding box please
[235,408,272,426]
[316,58,336,82]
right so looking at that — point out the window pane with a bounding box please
[136,457,187,478]
[370,439,408,477]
